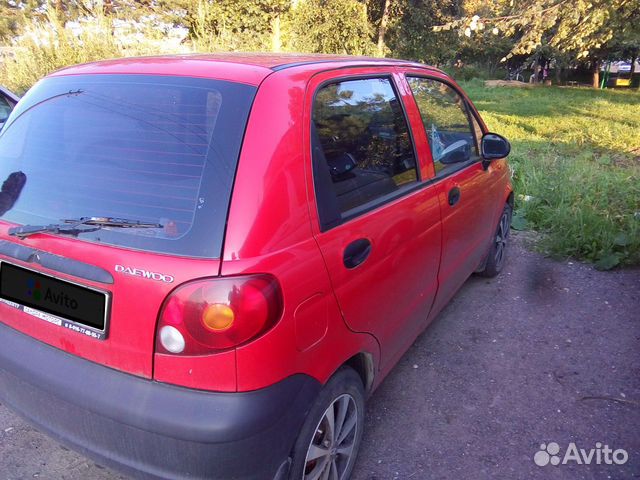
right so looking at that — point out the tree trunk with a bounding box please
[592,59,600,89]
[271,14,281,52]
[103,0,113,15]
[377,0,392,57]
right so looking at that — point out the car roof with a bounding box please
[49,53,443,86]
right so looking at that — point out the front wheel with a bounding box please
[289,368,365,480]
[478,203,512,278]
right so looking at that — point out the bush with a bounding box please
[445,65,493,82]
[282,0,375,55]
[0,9,181,95]
[189,0,280,53]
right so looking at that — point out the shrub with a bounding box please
[0,9,182,95]
[282,0,375,55]
[446,65,493,82]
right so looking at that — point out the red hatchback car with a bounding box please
[0,54,512,480]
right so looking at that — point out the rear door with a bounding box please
[403,73,504,314]
[306,68,442,370]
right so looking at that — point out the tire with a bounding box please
[289,368,365,480]
[478,203,512,278]
[515,73,524,82]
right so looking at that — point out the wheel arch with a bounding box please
[506,189,514,208]
[343,351,375,395]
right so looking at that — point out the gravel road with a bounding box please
[1,233,639,480]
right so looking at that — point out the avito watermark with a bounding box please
[534,442,629,467]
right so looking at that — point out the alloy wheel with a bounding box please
[494,210,511,270]
[303,394,359,480]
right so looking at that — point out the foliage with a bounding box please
[462,82,640,268]
[0,10,118,94]
[444,65,493,81]
[456,30,517,74]
[187,0,289,52]
[2,0,636,82]
[283,0,375,55]
[382,0,461,65]
[0,0,46,40]
[437,0,640,85]
[0,6,181,94]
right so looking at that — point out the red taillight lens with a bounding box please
[156,275,283,355]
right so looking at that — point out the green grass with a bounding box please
[460,80,640,269]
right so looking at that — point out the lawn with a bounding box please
[461,81,640,269]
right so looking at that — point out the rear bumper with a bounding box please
[0,321,321,480]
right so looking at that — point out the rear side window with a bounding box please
[0,75,256,258]
[407,77,479,176]
[312,77,418,225]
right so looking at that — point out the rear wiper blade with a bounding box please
[62,216,163,229]
[8,217,163,239]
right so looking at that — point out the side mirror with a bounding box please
[439,140,471,165]
[481,133,511,160]
[327,152,357,178]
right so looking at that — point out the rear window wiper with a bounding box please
[8,216,163,239]
[62,217,163,229]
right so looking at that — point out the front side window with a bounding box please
[312,77,418,220]
[407,77,478,176]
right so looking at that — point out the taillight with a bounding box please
[156,275,283,355]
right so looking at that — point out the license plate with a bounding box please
[0,262,109,340]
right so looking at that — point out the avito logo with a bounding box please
[26,278,42,301]
[26,278,78,310]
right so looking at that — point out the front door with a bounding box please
[404,74,503,314]
[307,71,442,369]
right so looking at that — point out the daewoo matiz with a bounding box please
[0,54,512,480]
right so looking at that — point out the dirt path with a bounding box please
[1,233,639,479]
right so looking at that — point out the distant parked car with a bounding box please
[0,86,19,129]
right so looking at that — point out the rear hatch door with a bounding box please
[0,74,256,377]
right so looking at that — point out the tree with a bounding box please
[284,0,375,55]
[376,0,391,56]
[381,0,462,65]
[435,0,640,87]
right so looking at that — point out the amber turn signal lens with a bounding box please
[202,303,235,331]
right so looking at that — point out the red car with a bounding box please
[0,54,512,480]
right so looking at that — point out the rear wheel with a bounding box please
[478,203,512,278]
[289,368,365,480]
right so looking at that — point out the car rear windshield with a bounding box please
[0,74,256,258]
